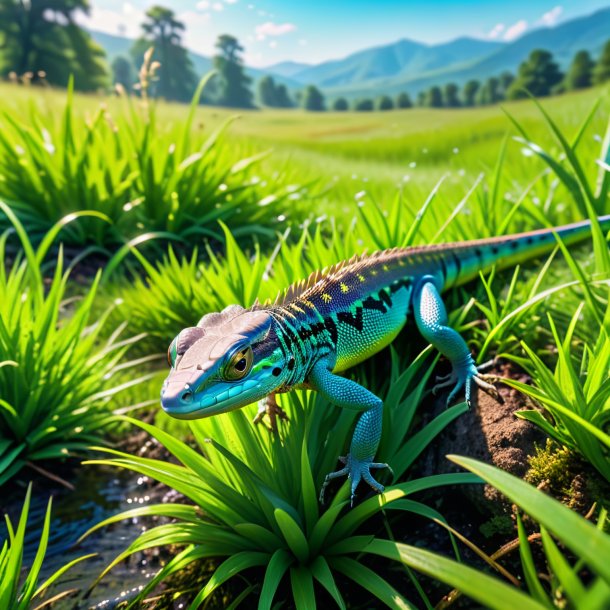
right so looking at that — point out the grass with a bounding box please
[0,77,609,608]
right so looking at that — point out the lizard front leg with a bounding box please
[309,359,392,505]
[253,392,289,433]
[413,278,499,406]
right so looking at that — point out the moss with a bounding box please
[525,439,610,515]
[479,515,514,539]
[525,439,576,496]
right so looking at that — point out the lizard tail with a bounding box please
[443,214,610,289]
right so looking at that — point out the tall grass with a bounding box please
[0,78,309,252]
[0,203,147,485]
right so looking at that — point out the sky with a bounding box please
[78,1,610,67]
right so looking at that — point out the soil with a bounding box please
[417,360,546,516]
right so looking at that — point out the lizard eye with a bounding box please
[224,346,253,381]
[167,336,178,368]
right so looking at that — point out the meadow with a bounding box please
[1,79,609,609]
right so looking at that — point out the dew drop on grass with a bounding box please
[521,147,534,157]
[355,190,366,200]
[409,161,416,168]
[402,175,410,182]
[277,214,286,222]
[218,183,227,191]
[593,134,602,142]
[453,147,459,154]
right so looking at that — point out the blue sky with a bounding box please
[79,1,610,66]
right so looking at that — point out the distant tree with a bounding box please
[416,91,426,106]
[112,56,135,91]
[498,71,515,98]
[476,77,501,105]
[354,98,374,111]
[377,95,394,111]
[275,84,293,107]
[302,85,325,111]
[0,0,108,90]
[507,49,563,99]
[332,97,349,111]
[258,75,278,106]
[213,34,253,108]
[563,50,595,91]
[426,86,443,108]
[462,80,480,106]
[443,83,460,107]
[396,92,412,108]
[132,6,197,102]
[593,41,610,85]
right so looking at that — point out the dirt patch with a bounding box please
[417,361,546,515]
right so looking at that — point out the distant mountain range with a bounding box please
[91,6,610,101]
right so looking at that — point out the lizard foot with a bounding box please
[252,394,289,433]
[319,454,393,506]
[432,358,503,407]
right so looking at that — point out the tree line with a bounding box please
[313,45,610,112]
[2,1,610,111]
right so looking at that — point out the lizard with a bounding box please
[160,216,610,503]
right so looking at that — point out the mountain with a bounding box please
[90,6,610,101]
[320,7,610,99]
[287,37,503,88]
[264,61,312,78]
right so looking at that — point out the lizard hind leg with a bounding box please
[413,279,502,406]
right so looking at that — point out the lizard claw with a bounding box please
[433,358,503,407]
[252,394,289,433]
[319,454,393,506]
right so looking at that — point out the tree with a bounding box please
[377,95,394,111]
[0,0,108,90]
[563,50,594,91]
[443,83,460,107]
[498,71,514,97]
[426,86,443,108]
[112,56,135,91]
[476,77,501,105]
[462,80,480,106]
[354,98,373,111]
[213,34,253,108]
[593,40,610,85]
[131,6,197,102]
[275,84,293,108]
[396,92,412,108]
[302,85,325,111]
[332,97,349,111]
[507,49,563,100]
[416,91,426,106]
[258,75,278,106]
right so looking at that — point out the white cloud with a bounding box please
[255,21,296,37]
[196,0,210,9]
[212,2,223,11]
[224,0,239,4]
[75,6,144,38]
[269,40,277,49]
[540,5,563,26]
[504,19,527,41]
[487,23,505,39]
[178,11,212,55]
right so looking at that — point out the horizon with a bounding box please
[79,1,610,68]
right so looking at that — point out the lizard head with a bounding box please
[160,305,289,419]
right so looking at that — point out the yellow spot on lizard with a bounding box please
[321,293,332,303]
[340,282,349,294]
[357,274,366,282]
[382,264,389,272]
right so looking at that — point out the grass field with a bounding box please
[1,80,609,609]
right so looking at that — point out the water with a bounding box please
[2,452,176,609]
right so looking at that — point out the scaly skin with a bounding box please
[161,216,610,504]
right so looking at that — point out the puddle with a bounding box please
[2,451,176,609]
